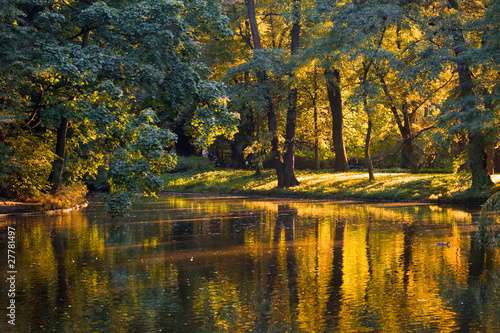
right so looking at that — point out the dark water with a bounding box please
[1,195,499,332]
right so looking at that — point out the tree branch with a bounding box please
[409,72,456,118]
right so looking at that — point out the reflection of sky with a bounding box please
[1,196,499,332]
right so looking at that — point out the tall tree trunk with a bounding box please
[246,0,284,187]
[360,30,385,181]
[283,0,301,187]
[313,68,320,170]
[362,64,375,181]
[246,0,261,50]
[365,115,375,181]
[400,125,419,173]
[325,69,349,171]
[48,117,69,194]
[284,87,299,187]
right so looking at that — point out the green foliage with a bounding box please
[32,182,88,211]
[0,131,55,198]
[294,149,336,169]
[0,0,236,215]
[171,156,216,173]
[189,82,240,149]
[107,109,177,213]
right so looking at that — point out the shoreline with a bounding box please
[3,169,497,216]
[0,201,89,218]
[160,191,484,210]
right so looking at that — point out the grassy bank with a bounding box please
[162,170,500,204]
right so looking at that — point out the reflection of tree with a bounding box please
[105,222,127,246]
[400,222,415,292]
[50,222,70,312]
[326,216,346,330]
[176,266,196,332]
[7,197,500,332]
[280,205,299,307]
[258,204,299,329]
[456,232,486,331]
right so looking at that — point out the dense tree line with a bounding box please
[211,0,499,190]
[1,0,498,213]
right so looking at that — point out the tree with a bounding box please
[0,0,238,213]
[283,0,301,187]
[325,68,349,171]
[245,0,282,183]
[420,0,497,189]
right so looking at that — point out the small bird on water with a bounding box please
[436,241,451,247]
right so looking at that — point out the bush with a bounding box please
[30,182,88,210]
[294,150,336,170]
[170,155,216,173]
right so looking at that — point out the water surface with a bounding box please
[1,195,499,332]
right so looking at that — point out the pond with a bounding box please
[1,195,499,332]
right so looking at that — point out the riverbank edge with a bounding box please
[159,190,486,208]
[0,201,89,218]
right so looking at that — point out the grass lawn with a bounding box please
[162,169,500,204]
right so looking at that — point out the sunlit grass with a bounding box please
[162,170,498,204]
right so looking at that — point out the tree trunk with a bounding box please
[246,0,261,50]
[48,117,69,193]
[282,0,301,188]
[284,87,299,187]
[365,115,375,181]
[313,105,320,170]
[325,69,349,171]
[246,0,284,187]
[469,134,494,189]
[265,84,284,188]
[400,126,419,174]
[312,66,320,170]
[230,141,246,168]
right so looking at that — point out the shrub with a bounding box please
[294,149,336,170]
[170,155,216,173]
[30,182,88,210]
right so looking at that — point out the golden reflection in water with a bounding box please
[296,217,333,332]
[1,196,499,332]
